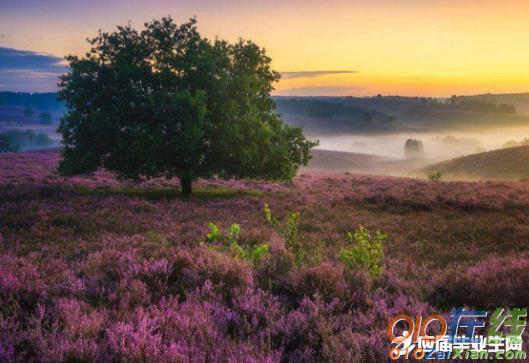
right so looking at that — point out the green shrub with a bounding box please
[428,172,442,182]
[226,223,241,245]
[340,225,385,279]
[206,222,269,265]
[207,222,222,242]
[236,243,270,265]
[263,204,305,266]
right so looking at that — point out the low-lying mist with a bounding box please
[312,125,529,161]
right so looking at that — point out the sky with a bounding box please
[1,0,529,96]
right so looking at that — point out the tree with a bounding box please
[39,112,52,125]
[58,17,317,194]
[404,139,424,158]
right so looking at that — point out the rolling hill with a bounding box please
[306,149,431,175]
[420,145,529,180]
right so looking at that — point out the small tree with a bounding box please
[58,17,317,194]
[340,226,385,280]
[404,139,424,158]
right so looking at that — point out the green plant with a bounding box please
[237,243,270,265]
[206,222,269,265]
[263,204,305,265]
[340,225,385,279]
[207,222,223,242]
[428,172,442,182]
[226,223,241,245]
[263,204,278,225]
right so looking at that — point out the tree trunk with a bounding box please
[181,175,192,196]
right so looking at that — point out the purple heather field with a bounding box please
[0,149,528,362]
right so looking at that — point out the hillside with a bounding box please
[306,148,430,174]
[275,97,405,135]
[306,149,393,172]
[399,107,529,130]
[420,145,529,180]
[455,92,529,114]
[276,96,529,134]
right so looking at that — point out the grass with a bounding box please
[75,185,264,200]
[419,144,529,180]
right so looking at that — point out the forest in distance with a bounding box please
[3,91,529,167]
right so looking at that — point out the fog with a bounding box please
[312,126,529,162]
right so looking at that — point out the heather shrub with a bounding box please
[339,226,385,280]
[229,287,283,344]
[431,255,529,309]
[5,150,529,361]
[105,292,280,362]
[45,298,108,361]
[0,317,20,361]
[255,246,297,294]
[276,296,387,362]
[0,255,44,313]
[288,262,369,309]
[113,279,151,309]
[378,258,426,301]
[81,249,157,305]
[168,247,253,300]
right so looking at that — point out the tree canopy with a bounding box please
[404,138,424,158]
[59,17,317,194]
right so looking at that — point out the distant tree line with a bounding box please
[449,95,516,114]
[0,92,66,113]
[275,98,397,123]
[0,130,54,152]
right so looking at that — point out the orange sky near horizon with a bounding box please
[2,0,529,96]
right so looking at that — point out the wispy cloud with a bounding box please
[280,70,357,79]
[0,47,66,92]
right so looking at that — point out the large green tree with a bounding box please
[59,17,317,194]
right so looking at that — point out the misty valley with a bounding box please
[3,91,529,180]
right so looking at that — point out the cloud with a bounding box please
[274,86,367,97]
[0,47,66,92]
[280,70,357,79]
